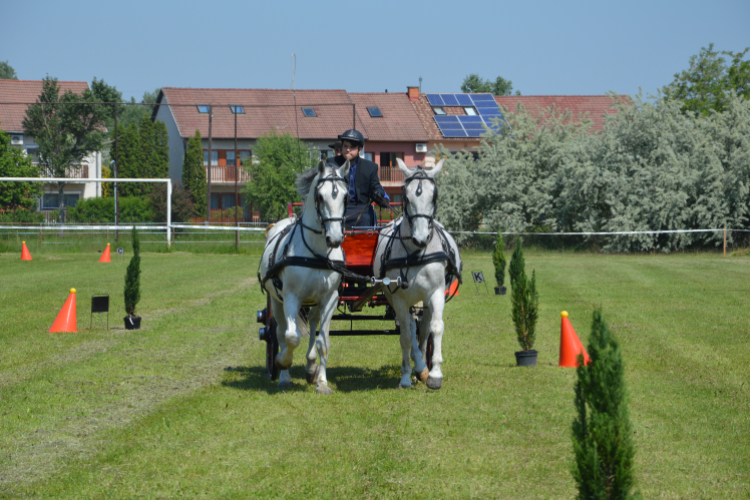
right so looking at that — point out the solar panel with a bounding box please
[470,94,496,103]
[460,115,483,123]
[465,130,485,137]
[441,129,468,137]
[440,94,459,106]
[455,94,473,106]
[434,115,459,125]
[426,94,444,106]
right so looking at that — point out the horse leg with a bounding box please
[425,289,446,390]
[274,295,300,372]
[270,298,293,388]
[392,300,427,388]
[313,294,338,395]
[305,306,321,385]
[417,306,433,365]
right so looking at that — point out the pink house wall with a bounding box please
[365,141,425,168]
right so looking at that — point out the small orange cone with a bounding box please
[99,243,111,263]
[559,311,590,367]
[49,288,77,333]
[21,241,32,261]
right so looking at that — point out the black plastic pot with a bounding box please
[515,350,538,367]
[124,316,141,330]
[494,286,507,295]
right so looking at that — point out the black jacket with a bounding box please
[327,155,388,207]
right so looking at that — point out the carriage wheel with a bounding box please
[265,318,280,380]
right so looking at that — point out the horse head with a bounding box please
[314,159,351,248]
[397,158,444,248]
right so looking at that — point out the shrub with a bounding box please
[0,208,45,223]
[492,229,506,288]
[572,309,639,499]
[68,197,154,223]
[124,226,141,316]
[510,240,538,351]
[148,181,195,223]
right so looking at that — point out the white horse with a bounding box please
[259,159,350,394]
[373,158,462,389]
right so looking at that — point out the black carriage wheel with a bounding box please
[265,318,280,380]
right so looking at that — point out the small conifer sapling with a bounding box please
[124,226,141,317]
[492,229,507,291]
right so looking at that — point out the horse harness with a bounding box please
[258,172,369,299]
[378,167,462,293]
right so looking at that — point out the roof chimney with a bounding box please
[407,86,419,102]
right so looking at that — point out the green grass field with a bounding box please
[1,247,749,499]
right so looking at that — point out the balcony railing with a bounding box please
[37,165,89,179]
[205,165,252,183]
[378,166,405,184]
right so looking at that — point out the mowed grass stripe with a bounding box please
[0,251,748,498]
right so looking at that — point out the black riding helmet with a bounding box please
[338,129,365,148]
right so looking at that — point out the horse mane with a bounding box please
[295,167,319,199]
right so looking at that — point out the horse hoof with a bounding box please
[399,384,412,389]
[278,381,292,389]
[426,377,442,390]
[316,385,332,395]
[417,368,429,382]
[305,365,320,385]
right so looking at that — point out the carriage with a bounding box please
[257,202,460,381]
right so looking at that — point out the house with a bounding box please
[153,87,369,217]
[0,79,104,214]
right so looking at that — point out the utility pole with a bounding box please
[207,104,213,224]
[234,108,239,251]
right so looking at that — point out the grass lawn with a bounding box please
[0,248,748,499]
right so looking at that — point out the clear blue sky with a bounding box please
[2,0,749,102]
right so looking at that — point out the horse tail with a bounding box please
[297,307,310,338]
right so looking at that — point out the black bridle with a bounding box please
[402,167,438,240]
[300,172,349,239]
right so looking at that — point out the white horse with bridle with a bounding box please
[259,159,350,394]
[373,159,462,389]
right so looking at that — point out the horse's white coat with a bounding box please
[260,160,350,393]
[373,159,461,389]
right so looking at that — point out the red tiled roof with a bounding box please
[0,79,90,133]
[494,95,621,132]
[348,93,430,142]
[160,88,367,140]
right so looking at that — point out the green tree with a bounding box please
[0,60,18,80]
[115,123,142,197]
[124,226,141,317]
[23,76,108,222]
[509,240,538,351]
[153,120,170,178]
[662,43,750,116]
[244,131,318,221]
[0,129,41,210]
[491,229,507,288]
[182,130,206,218]
[572,309,639,499]
[461,73,520,96]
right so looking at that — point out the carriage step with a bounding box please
[332,314,396,321]
[328,329,400,336]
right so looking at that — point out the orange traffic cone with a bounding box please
[559,311,590,367]
[49,288,77,333]
[21,241,32,261]
[99,243,111,263]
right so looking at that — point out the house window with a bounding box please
[25,147,39,162]
[367,107,383,117]
[464,107,477,116]
[230,105,245,114]
[222,194,236,209]
[433,107,446,115]
[379,152,404,168]
[197,105,210,113]
[226,151,236,166]
[239,151,251,166]
[210,194,220,210]
[302,107,317,117]
[203,150,218,166]
[320,149,333,161]
[363,152,373,161]
[42,193,79,210]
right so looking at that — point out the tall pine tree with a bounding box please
[182,130,206,218]
[153,121,170,178]
[572,309,639,499]
[138,117,155,195]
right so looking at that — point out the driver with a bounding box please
[326,129,390,228]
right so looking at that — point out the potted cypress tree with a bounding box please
[509,239,539,366]
[124,226,142,330]
[492,229,507,295]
